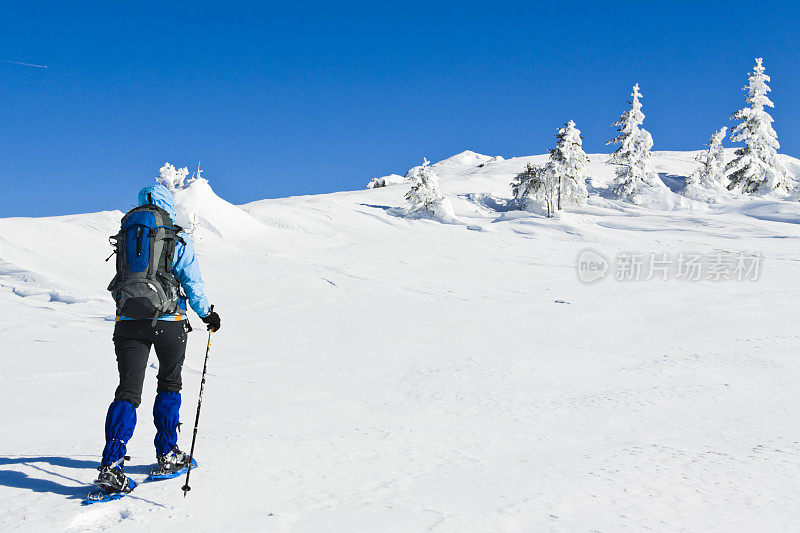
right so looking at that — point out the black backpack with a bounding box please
[107,203,184,322]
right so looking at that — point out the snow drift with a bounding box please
[171,178,266,239]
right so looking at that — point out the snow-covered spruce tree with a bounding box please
[686,127,728,194]
[549,120,589,208]
[606,84,660,200]
[155,162,190,190]
[510,162,559,217]
[404,158,456,220]
[725,58,789,195]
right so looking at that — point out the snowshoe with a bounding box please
[147,447,197,480]
[83,466,136,505]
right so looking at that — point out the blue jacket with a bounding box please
[119,184,211,321]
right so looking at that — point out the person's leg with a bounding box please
[152,321,189,457]
[101,321,151,468]
[100,401,136,469]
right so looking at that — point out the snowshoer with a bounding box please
[94,183,221,495]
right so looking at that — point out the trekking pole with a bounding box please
[182,330,213,497]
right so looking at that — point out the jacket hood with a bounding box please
[138,184,177,219]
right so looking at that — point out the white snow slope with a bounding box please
[2,150,800,531]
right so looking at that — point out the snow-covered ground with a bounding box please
[2,150,800,531]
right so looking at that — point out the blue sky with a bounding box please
[1,1,798,217]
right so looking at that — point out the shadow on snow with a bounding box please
[0,456,98,498]
[658,172,688,194]
[0,455,167,506]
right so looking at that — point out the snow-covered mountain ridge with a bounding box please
[2,149,800,531]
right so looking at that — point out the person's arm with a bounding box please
[172,235,212,318]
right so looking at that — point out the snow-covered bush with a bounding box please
[403,159,457,221]
[725,58,789,195]
[512,162,542,205]
[510,162,560,216]
[549,120,589,207]
[685,127,728,199]
[366,174,406,189]
[155,162,190,190]
[607,84,661,201]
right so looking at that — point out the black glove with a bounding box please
[201,305,221,332]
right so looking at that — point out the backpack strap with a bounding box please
[173,225,186,246]
[147,226,157,278]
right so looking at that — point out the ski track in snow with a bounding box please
[1,150,800,531]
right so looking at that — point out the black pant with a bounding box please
[113,320,189,408]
